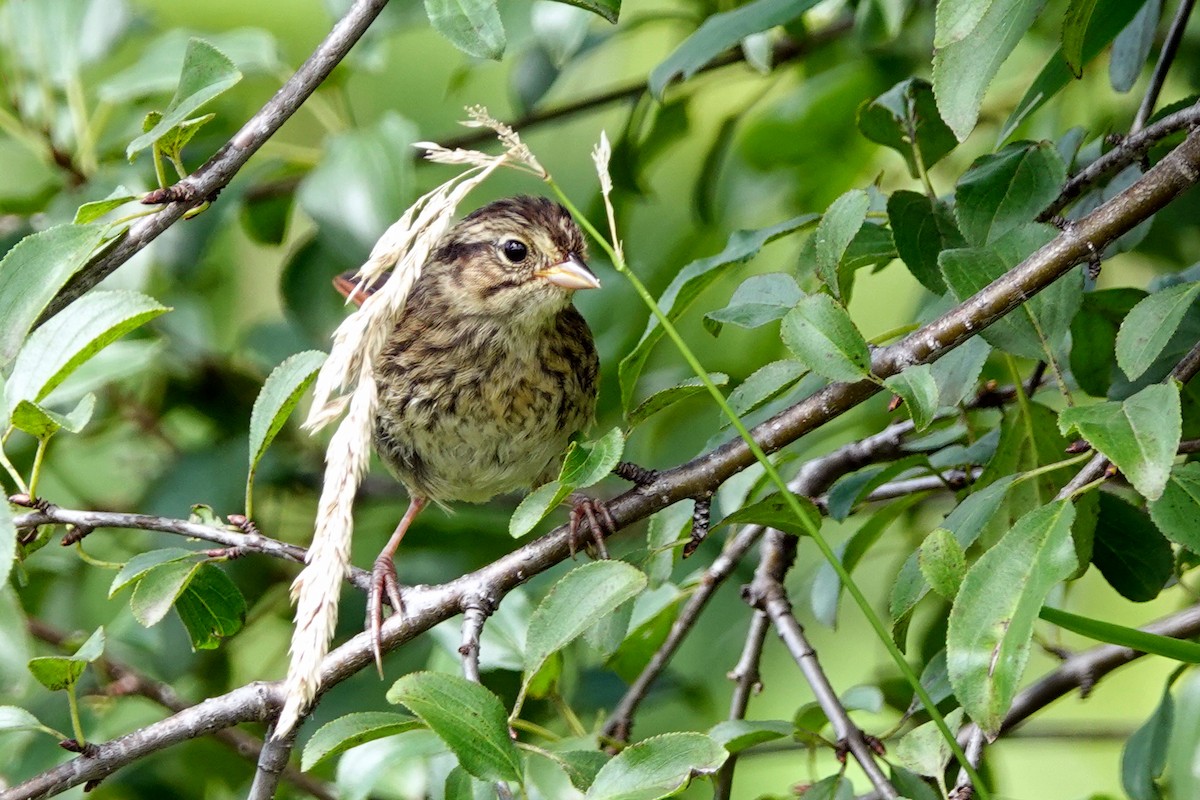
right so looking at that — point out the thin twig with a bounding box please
[36,0,393,325]
[713,610,769,800]
[1132,0,1196,133]
[1039,98,1200,220]
[748,531,897,799]
[11,505,373,593]
[459,596,493,684]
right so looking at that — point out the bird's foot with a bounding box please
[614,461,658,486]
[568,493,616,560]
[367,555,405,675]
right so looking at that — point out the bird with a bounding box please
[334,195,605,669]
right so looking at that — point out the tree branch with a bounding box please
[748,531,896,799]
[1039,98,1200,220]
[1131,0,1196,133]
[36,0,393,325]
[11,505,373,593]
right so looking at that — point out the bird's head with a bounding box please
[334,196,600,323]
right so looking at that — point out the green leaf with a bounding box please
[27,627,104,692]
[628,374,727,427]
[1123,676,1175,800]
[1070,288,1147,397]
[884,364,938,431]
[940,225,1077,361]
[126,38,243,158]
[74,186,137,224]
[584,732,727,800]
[955,142,1067,247]
[1116,282,1200,381]
[1168,671,1200,797]
[1110,0,1160,93]
[130,560,200,627]
[558,750,612,791]
[999,0,1145,141]
[725,359,807,421]
[424,0,506,60]
[645,502,692,587]
[934,0,993,47]
[780,293,872,383]
[11,395,95,438]
[619,215,815,409]
[27,657,87,692]
[1149,462,1200,552]
[5,290,167,422]
[707,720,792,754]
[387,671,523,783]
[548,0,620,24]
[1040,605,1200,663]
[510,481,572,538]
[825,455,929,522]
[524,561,647,682]
[1091,492,1172,602]
[302,711,422,770]
[886,190,965,295]
[703,273,802,335]
[857,79,958,178]
[109,548,198,597]
[1062,0,1101,77]
[1058,382,1181,501]
[813,190,870,295]
[559,427,625,488]
[0,706,63,739]
[894,708,964,778]
[153,113,216,166]
[918,528,966,600]
[932,0,1046,140]
[246,350,325,507]
[947,500,1077,737]
[648,0,822,97]
[716,492,821,537]
[0,223,107,366]
[297,112,417,254]
[174,563,247,649]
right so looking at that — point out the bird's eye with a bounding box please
[502,239,528,264]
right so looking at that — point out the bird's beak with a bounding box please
[537,253,601,290]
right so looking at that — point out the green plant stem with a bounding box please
[548,180,988,796]
[1013,451,1092,485]
[66,683,86,746]
[27,436,49,498]
[151,144,169,190]
[1067,475,1108,499]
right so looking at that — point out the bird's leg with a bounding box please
[568,492,615,560]
[368,495,427,674]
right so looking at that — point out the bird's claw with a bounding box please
[368,556,404,675]
[568,494,615,560]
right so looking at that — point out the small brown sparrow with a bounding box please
[335,195,603,666]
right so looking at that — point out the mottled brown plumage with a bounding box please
[337,196,601,667]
